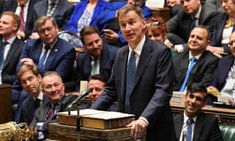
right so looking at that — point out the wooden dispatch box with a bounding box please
[48,122,138,141]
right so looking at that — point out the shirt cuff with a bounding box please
[139,116,149,126]
[174,44,184,53]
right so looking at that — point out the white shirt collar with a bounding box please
[189,51,201,60]
[18,0,30,7]
[194,5,201,19]
[128,36,146,57]
[183,111,197,124]
[3,36,16,44]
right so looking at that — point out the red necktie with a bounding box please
[19,5,25,31]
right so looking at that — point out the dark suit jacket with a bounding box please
[211,12,235,53]
[174,112,223,141]
[92,38,176,141]
[20,38,76,81]
[212,55,234,91]
[173,50,219,91]
[167,3,218,43]
[30,95,75,132]
[32,0,73,30]
[3,0,40,39]
[1,38,25,84]
[75,42,118,90]
[18,95,43,125]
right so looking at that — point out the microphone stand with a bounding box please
[66,89,91,131]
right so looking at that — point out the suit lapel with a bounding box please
[175,114,184,140]
[133,39,152,89]
[44,40,60,69]
[119,47,129,103]
[193,113,204,141]
[3,39,17,69]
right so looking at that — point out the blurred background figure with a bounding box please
[208,0,235,55]
[29,0,73,39]
[65,0,112,36]
[3,0,40,39]
[145,16,173,48]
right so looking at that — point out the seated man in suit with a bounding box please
[29,0,73,39]
[12,16,75,114]
[75,26,118,90]
[0,11,26,85]
[166,0,218,45]
[15,64,43,124]
[2,0,40,39]
[173,26,219,92]
[174,83,222,141]
[208,31,235,104]
[30,71,75,140]
[20,16,75,82]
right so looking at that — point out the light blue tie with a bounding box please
[186,118,194,141]
[38,45,50,70]
[125,50,136,113]
[179,57,197,92]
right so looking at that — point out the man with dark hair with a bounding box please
[92,5,175,141]
[174,83,223,141]
[76,26,118,90]
[0,11,26,85]
[87,74,107,102]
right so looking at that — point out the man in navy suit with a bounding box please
[0,11,26,85]
[174,83,222,141]
[91,5,176,141]
[16,64,43,125]
[20,16,75,81]
[12,16,75,109]
[76,26,118,90]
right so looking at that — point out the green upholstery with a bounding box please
[220,124,235,141]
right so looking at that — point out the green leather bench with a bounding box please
[220,124,235,141]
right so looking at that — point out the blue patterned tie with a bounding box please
[0,42,8,69]
[38,45,50,70]
[186,118,194,141]
[179,57,197,92]
[125,50,136,113]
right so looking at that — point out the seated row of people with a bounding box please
[15,63,110,139]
